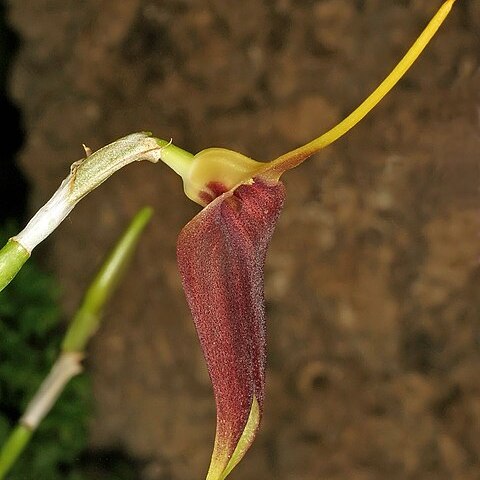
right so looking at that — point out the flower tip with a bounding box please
[206,397,261,480]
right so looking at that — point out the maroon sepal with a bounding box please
[177,178,285,478]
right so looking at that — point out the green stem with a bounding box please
[0,239,30,293]
[0,426,32,479]
[0,207,153,479]
[62,206,153,352]
[1,134,165,294]
[155,138,194,179]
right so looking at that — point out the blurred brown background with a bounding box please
[6,0,480,479]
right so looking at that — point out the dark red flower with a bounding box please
[160,3,455,477]
[178,179,285,479]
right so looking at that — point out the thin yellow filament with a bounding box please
[264,0,456,177]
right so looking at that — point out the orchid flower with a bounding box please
[156,2,455,478]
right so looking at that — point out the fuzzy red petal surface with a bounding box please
[177,178,285,472]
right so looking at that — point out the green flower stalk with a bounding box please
[0,133,185,293]
[0,207,153,480]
